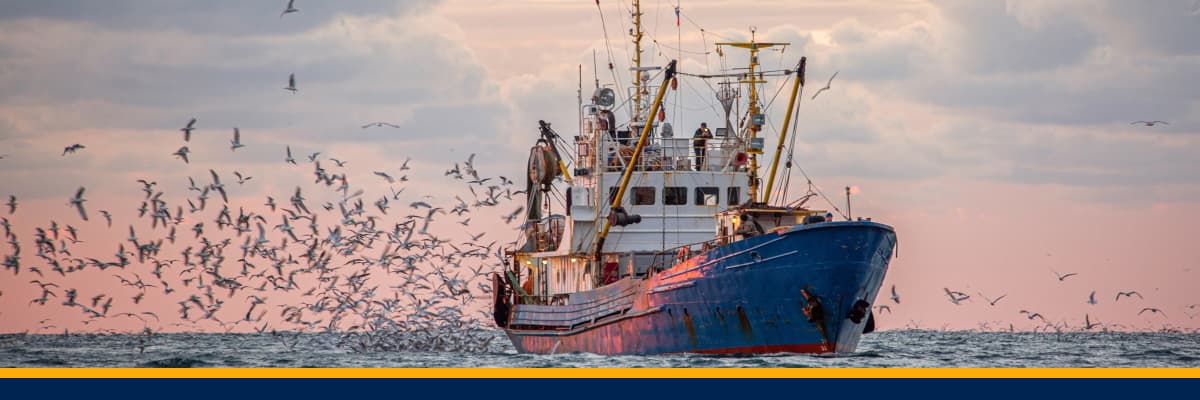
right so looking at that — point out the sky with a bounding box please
[1,0,1199,335]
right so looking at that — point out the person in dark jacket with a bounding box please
[692,122,712,171]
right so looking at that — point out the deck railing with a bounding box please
[598,136,742,173]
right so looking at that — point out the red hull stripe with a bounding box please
[688,343,833,355]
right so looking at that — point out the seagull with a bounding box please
[503,206,524,224]
[1052,269,1077,281]
[1130,120,1168,127]
[1115,291,1143,301]
[284,73,297,93]
[99,210,112,227]
[810,70,838,100]
[1087,290,1097,305]
[1138,307,1166,318]
[1083,314,1101,330]
[285,146,297,165]
[173,146,190,164]
[62,144,85,156]
[181,118,197,141]
[374,171,396,184]
[362,122,400,129]
[1019,310,1046,322]
[68,187,88,221]
[209,169,228,203]
[874,305,891,314]
[979,292,1007,306]
[234,171,252,185]
[280,0,299,18]
[399,157,412,171]
[943,287,970,305]
[230,128,245,151]
[889,284,900,304]
[5,195,14,214]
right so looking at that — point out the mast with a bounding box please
[630,0,644,121]
[593,60,677,263]
[763,57,805,204]
[716,30,787,205]
[578,64,583,137]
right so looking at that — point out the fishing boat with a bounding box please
[491,2,897,355]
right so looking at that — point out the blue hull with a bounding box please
[504,221,897,355]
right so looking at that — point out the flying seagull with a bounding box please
[62,144,85,156]
[68,187,88,221]
[1115,291,1143,301]
[362,122,400,129]
[209,169,228,204]
[284,73,297,93]
[1019,310,1046,322]
[889,284,900,304]
[5,195,14,214]
[374,171,396,184]
[943,287,970,305]
[173,146,190,164]
[1083,314,1101,330]
[1138,307,1166,318]
[285,146,297,165]
[1130,120,1168,127]
[979,292,1007,306]
[1087,290,1097,305]
[234,171,252,185]
[280,0,299,18]
[810,71,838,100]
[230,128,245,151]
[1052,269,1077,281]
[181,118,197,141]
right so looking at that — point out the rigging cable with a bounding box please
[594,1,625,101]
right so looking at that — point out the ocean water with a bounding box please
[2,330,1198,368]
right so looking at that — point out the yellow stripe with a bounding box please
[2,368,1198,379]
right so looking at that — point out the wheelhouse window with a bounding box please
[727,187,741,206]
[664,187,687,205]
[632,187,656,205]
[695,187,719,206]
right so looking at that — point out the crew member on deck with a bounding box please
[693,122,712,171]
[736,213,765,238]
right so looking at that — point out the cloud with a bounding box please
[0,1,516,204]
[934,1,1098,75]
[0,1,437,36]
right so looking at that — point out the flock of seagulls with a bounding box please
[0,0,528,353]
[5,130,523,351]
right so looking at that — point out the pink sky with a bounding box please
[1,0,1199,334]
